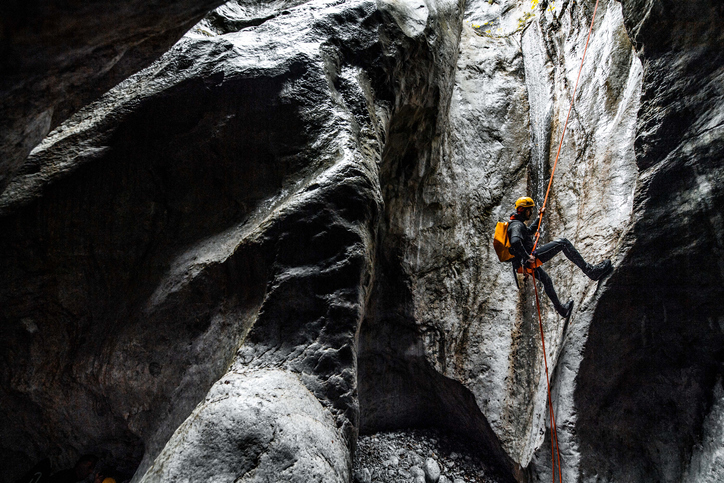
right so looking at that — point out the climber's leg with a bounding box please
[534,238,586,268]
[534,238,612,281]
[534,267,573,317]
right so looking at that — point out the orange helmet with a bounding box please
[515,197,535,210]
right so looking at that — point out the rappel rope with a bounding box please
[525,1,600,482]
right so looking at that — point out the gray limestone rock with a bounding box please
[1,0,723,481]
[1,0,387,479]
[571,0,724,482]
[424,457,441,483]
[355,467,373,483]
[139,369,348,482]
[0,0,243,193]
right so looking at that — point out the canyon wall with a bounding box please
[1,0,722,482]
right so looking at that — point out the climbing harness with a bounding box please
[525,1,601,482]
[517,259,542,275]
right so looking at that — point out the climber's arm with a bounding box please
[508,222,530,262]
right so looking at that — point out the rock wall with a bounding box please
[1,0,388,478]
[370,0,640,478]
[1,0,723,482]
[0,0,233,193]
[573,0,724,481]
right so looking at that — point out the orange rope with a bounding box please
[533,275,562,483]
[527,1,601,482]
[533,0,601,252]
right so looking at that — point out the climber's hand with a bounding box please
[521,254,535,268]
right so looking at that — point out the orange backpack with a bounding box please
[493,221,514,262]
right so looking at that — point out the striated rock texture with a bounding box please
[0,0,250,194]
[1,0,389,478]
[380,0,641,479]
[1,0,723,482]
[573,0,724,481]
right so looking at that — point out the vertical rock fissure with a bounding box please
[522,20,553,211]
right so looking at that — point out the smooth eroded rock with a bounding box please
[139,369,349,482]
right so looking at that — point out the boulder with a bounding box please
[138,369,349,482]
[424,457,441,483]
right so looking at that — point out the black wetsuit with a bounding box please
[508,213,591,313]
[507,213,539,271]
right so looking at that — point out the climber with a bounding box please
[508,197,612,318]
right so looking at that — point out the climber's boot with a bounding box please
[556,300,574,318]
[585,259,613,281]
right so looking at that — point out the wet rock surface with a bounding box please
[353,428,510,483]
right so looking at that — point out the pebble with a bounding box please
[353,428,506,483]
[408,451,424,466]
[425,457,441,483]
[353,468,372,483]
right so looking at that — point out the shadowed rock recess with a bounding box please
[0,0,232,194]
[0,0,722,482]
